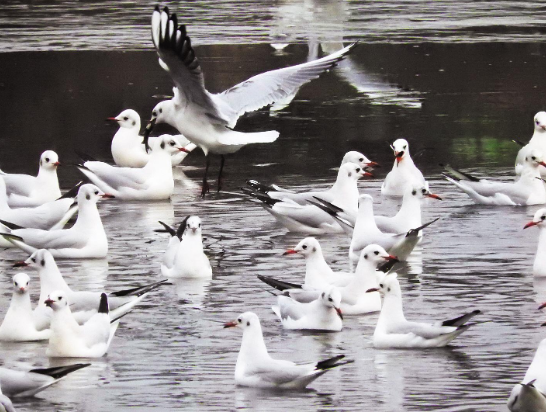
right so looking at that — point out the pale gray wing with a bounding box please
[249,359,311,385]
[3,174,35,196]
[81,162,147,190]
[466,181,529,203]
[151,7,227,125]
[277,296,305,320]
[13,227,87,250]
[389,320,456,339]
[217,43,357,124]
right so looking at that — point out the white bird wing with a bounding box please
[276,296,305,320]
[0,368,50,397]
[388,320,456,339]
[3,174,35,196]
[12,227,87,250]
[80,313,110,348]
[284,289,321,303]
[81,161,148,190]
[151,7,228,126]
[217,43,357,125]
[465,180,529,203]
[249,359,312,385]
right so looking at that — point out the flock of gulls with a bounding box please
[0,4,545,412]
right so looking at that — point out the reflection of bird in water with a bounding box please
[270,0,422,109]
[169,277,212,308]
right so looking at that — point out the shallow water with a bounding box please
[1,1,546,411]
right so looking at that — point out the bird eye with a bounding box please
[379,283,384,288]
[356,168,361,173]
[198,223,201,227]
[59,297,62,300]
[247,321,250,326]
[170,141,176,146]
[31,258,36,263]
[403,145,407,149]
[388,287,391,292]
[123,116,128,121]
[302,245,307,250]
[422,189,426,193]
[45,158,50,162]
[537,120,540,125]
[152,111,157,117]
[532,156,536,160]
[374,251,379,255]
[359,157,364,162]
[328,297,333,302]
[237,318,241,323]
[412,190,416,195]
[94,190,99,195]
[542,216,546,220]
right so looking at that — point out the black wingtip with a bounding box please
[30,363,91,379]
[74,150,98,163]
[0,232,24,242]
[257,275,302,291]
[0,218,25,230]
[98,293,109,314]
[156,221,176,237]
[57,181,83,200]
[316,355,353,370]
[176,216,190,240]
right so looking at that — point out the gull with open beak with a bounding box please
[224,311,352,388]
[107,109,196,168]
[0,150,61,207]
[524,208,546,277]
[443,149,546,205]
[0,184,111,258]
[381,139,428,197]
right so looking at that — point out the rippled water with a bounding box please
[1,1,546,411]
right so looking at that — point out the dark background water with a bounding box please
[1,1,546,411]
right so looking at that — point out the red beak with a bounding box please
[179,147,191,153]
[427,193,443,200]
[101,194,115,199]
[384,254,399,262]
[283,249,298,256]
[539,302,546,310]
[363,171,374,178]
[366,288,380,293]
[366,161,380,168]
[44,298,54,307]
[19,287,26,292]
[524,221,539,229]
[106,117,119,122]
[335,307,343,320]
[13,261,28,268]
[540,161,546,168]
[223,321,237,328]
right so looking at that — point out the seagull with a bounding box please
[107,108,196,167]
[0,184,111,259]
[224,311,351,388]
[0,273,50,341]
[0,176,79,231]
[244,163,368,234]
[0,387,14,412]
[18,249,166,325]
[145,6,356,196]
[443,149,546,206]
[262,244,396,315]
[366,273,480,348]
[341,194,437,268]
[45,291,121,358]
[272,287,343,332]
[1,150,61,207]
[0,363,90,398]
[77,136,188,200]
[160,216,212,278]
[312,184,441,236]
[381,139,427,197]
[507,338,546,412]
[524,208,546,277]
[515,111,546,177]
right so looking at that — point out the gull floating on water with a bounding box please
[245,163,367,234]
[508,337,546,412]
[0,150,61,208]
[45,291,122,358]
[0,363,90,398]
[443,149,546,206]
[515,111,546,177]
[272,287,343,332]
[381,139,428,197]
[0,273,50,341]
[224,311,352,388]
[0,184,111,258]
[145,5,356,196]
[366,273,480,348]
[160,216,212,278]
[524,208,546,277]
[107,109,196,167]
[77,136,187,200]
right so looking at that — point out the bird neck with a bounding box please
[378,293,406,327]
[50,306,79,331]
[397,193,421,222]
[355,201,380,233]
[537,226,546,251]
[37,166,57,182]
[238,324,269,364]
[38,266,71,303]
[145,149,174,171]
[10,291,32,314]
[305,251,333,284]
[182,232,203,252]
[330,177,359,209]
[74,201,102,230]
[353,260,380,289]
